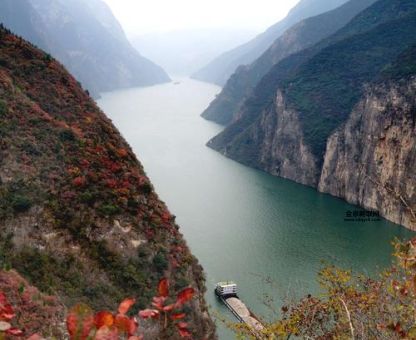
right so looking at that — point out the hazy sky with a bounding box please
[103,0,301,35]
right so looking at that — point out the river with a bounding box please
[98,77,413,339]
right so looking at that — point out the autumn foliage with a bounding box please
[230,238,416,339]
[0,278,195,339]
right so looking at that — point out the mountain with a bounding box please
[0,25,215,338]
[207,0,416,230]
[191,0,349,86]
[201,0,377,125]
[0,0,170,98]
[130,28,258,76]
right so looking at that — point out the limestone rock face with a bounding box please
[258,90,320,187]
[319,78,416,230]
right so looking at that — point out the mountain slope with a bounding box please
[207,0,416,230]
[192,0,348,86]
[201,0,376,125]
[0,0,170,98]
[0,25,215,338]
[130,28,257,76]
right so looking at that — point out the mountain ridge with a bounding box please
[192,0,348,86]
[207,0,416,230]
[201,0,377,125]
[0,0,170,98]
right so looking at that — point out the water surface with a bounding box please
[98,78,413,339]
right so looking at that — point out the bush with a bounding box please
[153,252,168,271]
[59,129,75,142]
[11,195,32,212]
[98,203,121,216]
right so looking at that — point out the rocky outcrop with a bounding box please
[259,91,320,186]
[319,78,416,230]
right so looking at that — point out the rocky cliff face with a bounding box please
[210,90,320,187]
[319,78,416,229]
[207,0,416,230]
[259,91,320,187]
[0,27,215,338]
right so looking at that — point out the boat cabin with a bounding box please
[215,281,238,298]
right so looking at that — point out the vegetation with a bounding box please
[209,0,416,167]
[229,238,416,339]
[0,25,213,338]
[202,0,377,125]
[284,12,416,159]
[0,277,195,339]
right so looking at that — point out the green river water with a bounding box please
[98,77,413,339]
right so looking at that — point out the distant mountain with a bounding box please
[130,28,258,76]
[201,0,377,125]
[0,0,170,98]
[208,0,416,230]
[191,0,348,86]
[0,25,215,338]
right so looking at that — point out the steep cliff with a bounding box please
[319,56,416,230]
[208,0,416,230]
[201,0,376,125]
[192,0,348,86]
[0,26,215,338]
[0,0,170,98]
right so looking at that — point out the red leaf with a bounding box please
[6,328,24,336]
[162,304,175,312]
[177,326,192,338]
[66,303,94,340]
[138,309,160,319]
[176,288,194,305]
[94,326,118,340]
[171,313,186,320]
[118,298,135,315]
[0,292,7,304]
[0,304,15,320]
[128,337,143,340]
[117,148,128,158]
[177,322,188,329]
[94,311,114,328]
[72,176,86,187]
[114,314,132,334]
[158,278,169,297]
[152,296,167,310]
[128,318,138,336]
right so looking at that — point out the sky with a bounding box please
[102,0,301,35]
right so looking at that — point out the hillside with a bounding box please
[208,0,416,230]
[201,0,376,125]
[191,0,348,86]
[0,25,215,338]
[0,0,170,98]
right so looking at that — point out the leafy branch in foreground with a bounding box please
[229,238,416,339]
[1,278,195,339]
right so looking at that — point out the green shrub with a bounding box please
[59,129,75,142]
[98,203,121,216]
[153,252,168,271]
[11,195,32,212]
